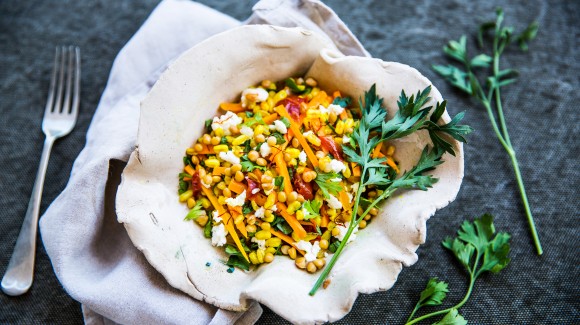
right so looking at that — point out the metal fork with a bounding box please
[2,46,81,296]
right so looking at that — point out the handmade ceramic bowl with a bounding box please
[116,25,464,324]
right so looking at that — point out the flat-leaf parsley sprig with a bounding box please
[432,8,542,255]
[309,85,473,295]
[406,214,511,324]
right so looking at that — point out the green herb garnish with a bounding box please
[240,155,267,172]
[432,8,542,255]
[309,84,472,295]
[405,214,510,324]
[332,96,352,108]
[313,170,342,199]
[270,131,286,144]
[302,200,322,220]
[184,201,204,221]
[225,245,251,271]
[274,176,285,191]
[285,77,309,94]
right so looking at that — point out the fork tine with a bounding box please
[70,47,81,119]
[53,46,67,113]
[44,47,60,115]
[62,47,73,114]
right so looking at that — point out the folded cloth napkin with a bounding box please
[39,0,366,324]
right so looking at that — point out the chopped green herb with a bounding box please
[332,96,352,108]
[314,171,342,199]
[204,119,212,133]
[240,155,267,172]
[285,77,309,94]
[302,200,322,220]
[184,201,204,221]
[280,116,291,128]
[203,216,212,238]
[274,176,285,191]
[270,132,286,144]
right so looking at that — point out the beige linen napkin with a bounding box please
[39,0,367,324]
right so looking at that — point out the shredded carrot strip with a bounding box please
[219,102,245,113]
[266,227,305,256]
[371,142,383,158]
[229,208,248,239]
[273,148,293,196]
[253,193,267,206]
[201,186,249,262]
[351,162,361,177]
[262,113,279,125]
[276,202,307,239]
[194,144,215,155]
[339,188,351,211]
[212,166,227,176]
[320,214,329,228]
[308,91,327,110]
[184,165,195,176]
[339,110,348,120]
[386,157,400,173]
[228,180,246,194]
[275,105,319,167]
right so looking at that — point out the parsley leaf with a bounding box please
[433,309,467,325]
[243,113,265,127]
[314,170,342,199]
[270,132,286,144]
[302,200,322,220]
[204,119,212,133]
[274,176,285,191]
[240,155,267,172]
[285,77,309,94]
[184,201,204,221]
[271,216,293,235]
[225,245,250,271]
[433,8,542,254]
[332,96,352,108]
[203,216,212,238]
[406,215,510,325]
[280,116,291,128]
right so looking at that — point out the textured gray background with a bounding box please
[1,0,578,324]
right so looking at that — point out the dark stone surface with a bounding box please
[1,0,578,324]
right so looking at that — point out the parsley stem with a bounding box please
[309,167,368,295]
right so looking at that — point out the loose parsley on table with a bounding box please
[432,8,542,255]
[405,214,511,324]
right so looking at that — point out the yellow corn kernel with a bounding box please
[265,247,277,255]
[267,97,275,108]
[260,101,270,111]
[321,126,333,135]
[310,88,320,97]
[296,166,305,174]
[179,190,193,202]
[273,90,287,104]
[327,208,337,218]
[263,213,275,223]
[214,127,224,137]
[264,210,273,219]
[306,109,321,119]
[286,201,302,215]
[200,198,211,209]
[288,158,297,167]
[256,249,265,263]
[296,209,304,220]
[225,135,234,143]
[255,230,272,240]
[264,192,277,209]
[186,148,196,155]
[187,197,196,209]
[266,237,282,247]
[234,214,244,224]
[251,200,259,211]
[249,251,259,264]
[232,135,249,146]
[204,158,220,168]
[285,148,301,159]
[213,145,228,153]
[344,118,354,129]
[335,120,345,135]
[342,165,352,178]
[305,133,321,146]
[217,196,227,206]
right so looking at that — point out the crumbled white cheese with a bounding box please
[225,190,246,207]
[240,125,254,137]
[329,159,346,173]
[260,142,271,158]
[296,240,321,262]
[212,210,222,223]
[270,204,278,212]
[241,88,269,107]
[330,177,342,182]
[298,150,307,163]
[211,111,242,136]
[251,188,260,195]
[273,120,288,134]
[326,194,342,209]
[319,104,345,116]
[334,221,358,243]
[201,178,211,188]
[342,135,350,144]
[303,130,314,138]
[219,151,240,165]
[251,237,266,250]
[254,207,265,219]
[211,223,228,247]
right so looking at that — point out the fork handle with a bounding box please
[2,135,55,296]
